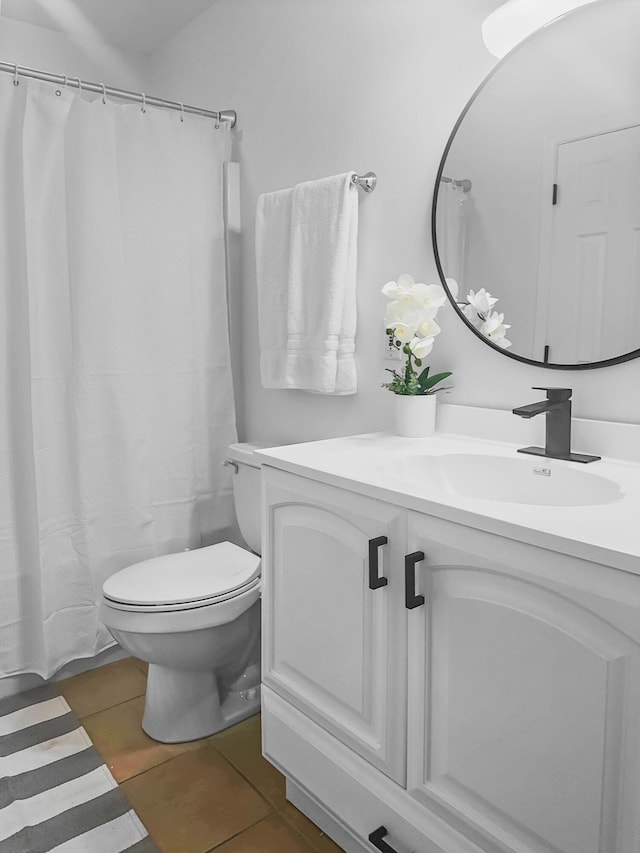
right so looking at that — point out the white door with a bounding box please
[406,512,640,853]
[261,467,407,784]
[543,124,640,363]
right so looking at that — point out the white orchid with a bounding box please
[459,286,513,348]
[381,273,423,302]
[462,302,483,328]
[416,317,441,338]
[384,301,422,332]
[408,336,435,359]
[382,273,452,396]
[390,322,415,344]
[480,311,512,348]
[382,274,447,312]
[466,288,498,317]
[417,283,447,310]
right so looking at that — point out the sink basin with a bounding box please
[391,453,623,506]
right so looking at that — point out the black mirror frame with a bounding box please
[431,8,640,371]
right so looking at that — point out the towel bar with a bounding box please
[351,172,377,193]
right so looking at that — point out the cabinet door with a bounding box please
[262,467,407,784]
[406,511,640,853]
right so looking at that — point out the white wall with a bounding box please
[153,0,640,440]
[0,16,148,89]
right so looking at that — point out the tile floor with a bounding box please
[57,658,345,853]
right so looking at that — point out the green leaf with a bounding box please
[417,365,430,384]
[416,366,432,394]
[422,371,453,391]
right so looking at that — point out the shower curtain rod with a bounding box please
[0,60,237,127]
[441,175,472,192]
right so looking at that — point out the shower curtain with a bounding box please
[0,76,238,679]
[436,181,469,292]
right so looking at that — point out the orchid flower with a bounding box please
[408,336,435,359]
[480,310,512,348]
[460,287,512,348]
[382,275,447,311]
[465,288,498,317]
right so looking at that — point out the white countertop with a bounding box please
[255,406,640,576]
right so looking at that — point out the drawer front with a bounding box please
[262,686,485,853]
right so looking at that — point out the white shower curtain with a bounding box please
[436,181,469,291]
[0,76,238,678]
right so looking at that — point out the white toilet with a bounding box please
[100,443,263,743]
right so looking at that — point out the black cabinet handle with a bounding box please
[368,536,388,590]
[368,826,399,852]
[405,551,425,610]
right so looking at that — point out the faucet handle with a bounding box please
[532,387,572,401]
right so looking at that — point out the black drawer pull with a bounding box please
[368,536,388,590]
[405,551,425,610]
[369,826,401,852]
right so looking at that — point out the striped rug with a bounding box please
[0,684,158,853]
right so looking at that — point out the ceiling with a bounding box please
[0,0,218,54]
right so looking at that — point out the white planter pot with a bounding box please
[393,393,437,438]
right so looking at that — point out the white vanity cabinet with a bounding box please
[261,467,408,784]
[261,464,640,853]
[406,512,640,853]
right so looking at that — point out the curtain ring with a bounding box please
[140,92,146,114]
[12,65,19,86]
[179,102,184,123]
[215,111,220,130]
[63,75,69,88]
[101,83,107,105]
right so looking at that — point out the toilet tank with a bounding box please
[227,443,265,555]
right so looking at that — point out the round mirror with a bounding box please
[433,0,640,368]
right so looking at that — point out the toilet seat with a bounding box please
[103,541,260,612]
[100,579,261,635]
[103,576,261,613]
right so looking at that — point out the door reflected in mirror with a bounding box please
[434,0,640,368]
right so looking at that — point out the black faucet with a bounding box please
[512,387,600,463]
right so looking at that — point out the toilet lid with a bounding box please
[102,542,261,607]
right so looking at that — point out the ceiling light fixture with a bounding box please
[482,0,599,58]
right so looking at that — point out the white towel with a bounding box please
[255,172,358,395]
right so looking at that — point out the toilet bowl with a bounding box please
[100,443,265,743]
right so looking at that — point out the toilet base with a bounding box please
[142,663,261,743]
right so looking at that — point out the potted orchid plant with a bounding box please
[382,274,452,437]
